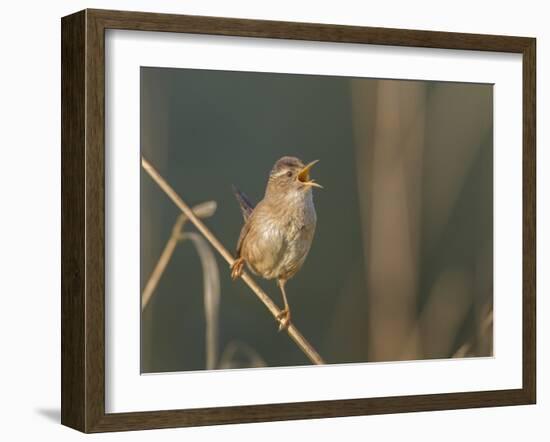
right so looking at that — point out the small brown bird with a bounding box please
[231,156,322,331]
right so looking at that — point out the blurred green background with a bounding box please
[140,67,493,373]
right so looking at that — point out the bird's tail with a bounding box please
[232,185,255,221]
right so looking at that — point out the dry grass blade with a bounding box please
[180,232,220,370]
[453,306,493,358]
[141,201,217,311]
[141,156,325,365]
[219,341,266,369]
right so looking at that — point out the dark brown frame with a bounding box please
[61,8,536,433]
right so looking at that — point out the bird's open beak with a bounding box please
[298,160,323,188]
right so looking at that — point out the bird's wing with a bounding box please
[232,185,255,222]
[235,217,251,258]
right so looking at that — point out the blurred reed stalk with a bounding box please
[179,232,221,370]
[141,156,325,365]
[352,80,426,361]
[453,307,493,358]
[219,341,266,369]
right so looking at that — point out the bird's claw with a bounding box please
[276,308,291,332]
[230,257,245,280]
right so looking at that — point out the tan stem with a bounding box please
[141,156,325,365]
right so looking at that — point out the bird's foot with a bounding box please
[230,257,245,280]
[276,308,291,332]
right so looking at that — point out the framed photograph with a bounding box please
[61,9,536,432]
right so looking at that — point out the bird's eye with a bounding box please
[286,171,293,177]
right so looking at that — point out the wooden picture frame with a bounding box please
[61,8,536,433]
